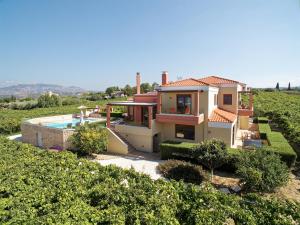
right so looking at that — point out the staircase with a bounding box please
[110,127,137,152]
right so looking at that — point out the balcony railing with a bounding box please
[161,106,193,115]
[156,112,204,125]
[238,106,253,116]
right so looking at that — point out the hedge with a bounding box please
[160,141,242,172]
[258,123,271,139]
[258,123,297,167]
[100,112,124,118]
[160,141,200,160]
[253,117,269,124]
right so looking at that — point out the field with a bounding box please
[0,137,299,224]
[254,91,300,156]
[0,98,124,135]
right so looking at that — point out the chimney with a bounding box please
[136,72,141,94]
[162,71,168,85]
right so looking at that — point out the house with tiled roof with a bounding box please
[106,72,253,154]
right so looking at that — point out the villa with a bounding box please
[106,72,254,154]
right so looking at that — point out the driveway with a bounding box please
[94,154,164,180]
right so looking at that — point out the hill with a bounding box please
[0,83,86,98]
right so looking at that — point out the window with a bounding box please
[223,94,232,105]
[175,124,195,140]
[214,94,218,106]
[177,95,192,114]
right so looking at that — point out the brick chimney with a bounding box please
[162,71,168,85]
[136,72,141,94]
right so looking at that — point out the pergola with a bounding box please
[106,101,157,129]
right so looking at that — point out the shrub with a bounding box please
[220,148,243,172]
[100,112,124,118]
[157,160,207,184]
[160,141,199,160]
[62,97,80,106]
[194,139,229,181]
[236,149,289,192]
[70,125,108,155]
[37,93,62,108]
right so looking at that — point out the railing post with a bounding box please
[249,92,253,109]
[148,106,153,129]
[157,92,161,114]
[195,91,199,116]
[106,105,111,128]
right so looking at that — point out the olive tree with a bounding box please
[194,139,228,181]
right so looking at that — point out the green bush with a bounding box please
[220,148,243,172]
[236,149,289,192]
[70,125,108,155]
[62,97,80,106]
[37,93,62,108]
[100,111,124,118]
[0,137,300,224]
[157,160,207,184]
[160,141,199,160]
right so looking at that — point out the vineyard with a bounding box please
[0,137,299,224]
[254,91,300,156]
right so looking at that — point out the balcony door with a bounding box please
[177,95,192,114]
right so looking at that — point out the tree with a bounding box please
[236,148,289,192]
[275,82,280,90]
[105,86,120,96]
[123,84,134,96]
[37,93,61,108]
[151,82,159,91]
[140,83,152,94]
[288,82,291,90]
[194,139,228,181]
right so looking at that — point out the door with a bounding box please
[153,133,161,152]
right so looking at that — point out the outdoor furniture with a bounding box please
[185,106,191,114]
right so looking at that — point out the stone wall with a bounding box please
[21,122,75,150]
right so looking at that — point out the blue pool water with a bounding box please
[45,118,99,129]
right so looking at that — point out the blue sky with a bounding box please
[1,0,300,90]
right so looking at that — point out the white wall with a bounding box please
[207,87,219,116]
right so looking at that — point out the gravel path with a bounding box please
[95,156,163,180]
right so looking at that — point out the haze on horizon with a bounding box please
[1,0,300,90]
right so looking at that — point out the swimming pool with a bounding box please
[45,118,101,129]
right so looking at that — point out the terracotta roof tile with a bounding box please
[199,76,241,85]
[162,78,210,87]
[209,108,237,123]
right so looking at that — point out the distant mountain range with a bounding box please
[0,83,86,98]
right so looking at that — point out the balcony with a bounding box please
[238,106,254,116]
[156,113,204,125]
[238,91,254,117]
